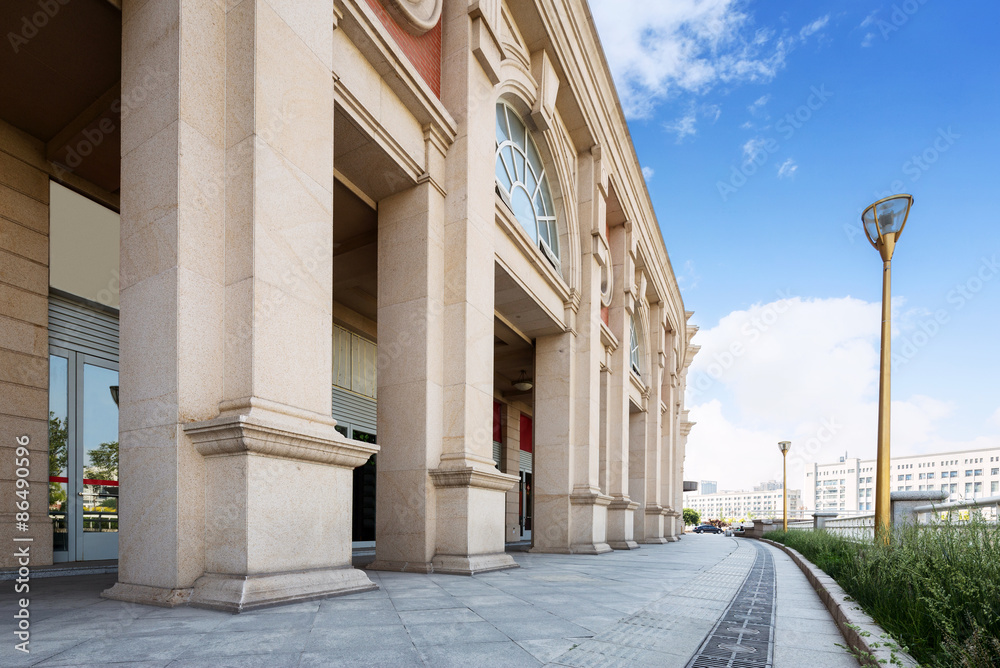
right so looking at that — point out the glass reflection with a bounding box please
[82,364,118,533]
[49,355,69,552]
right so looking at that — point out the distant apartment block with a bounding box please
[804,446,1000,513]
[683,486,802,521]
[699,480,718,495]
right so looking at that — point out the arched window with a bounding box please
[629,314,641,376]
[495,102,560,270]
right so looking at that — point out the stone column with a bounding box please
[104,0,225,606]
[503,404,522,543]
[425,0,517,573]
[605,222,638,549]
[368,180,445,573]
[660,370,680,541]
[639,308,665,543]
[106,0,378,611]
[566,148,611,552]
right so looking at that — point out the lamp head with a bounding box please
[778,440,791,454]
[512,370,533,392]
[862,194,913,262]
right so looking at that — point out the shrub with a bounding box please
[767,516,1000,668]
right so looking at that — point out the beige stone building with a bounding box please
[0,0,697,611]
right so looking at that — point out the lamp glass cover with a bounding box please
[862,206,879,244]
[874,196,911,235]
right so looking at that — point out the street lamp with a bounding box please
[778,441,791,531]
[862,194,914,541]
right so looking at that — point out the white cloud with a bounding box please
[799,15,830,40]
[748,94,770,117]
[861,32,876,48]
[776,157,798,179]
[683,296,999,497]
[860,11,879,28]
[663,112,698,141]
[740,120,754,130]
[742,137,767,164]
[590,0,789,118]
[676,259,700,291]
[642,166,655,180]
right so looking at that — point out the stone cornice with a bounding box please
[571,489,614,506]
[606,496,639,511]
[429,466,519,491]
[184,411,378,469]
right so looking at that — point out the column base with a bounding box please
[188,566,376,613]
[609,540,640,550]
[368,552,518,575]
[432,552,518,575]
[530,542,613,555]
[367,560,435,574]
[665,535,680,542]
[102,582,193,608]
[639,537,668,545]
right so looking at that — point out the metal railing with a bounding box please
[912,494,1000,523]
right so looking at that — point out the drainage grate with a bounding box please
[686,541,776,668]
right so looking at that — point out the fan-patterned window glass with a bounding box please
[495,102,560,269]
[630,315,641,376]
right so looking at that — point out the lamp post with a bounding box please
[778,441,791,531]
[862,194,914,541]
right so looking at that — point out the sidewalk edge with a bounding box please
[760,538,920,668]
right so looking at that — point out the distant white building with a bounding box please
[683,486,802,522]
[804,446,1000,513]
[699,480,718,495]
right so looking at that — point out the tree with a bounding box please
[86,440,118,481]
[49,412,68,511]
[683,508,700,526]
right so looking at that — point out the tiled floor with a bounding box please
[0,536,858,667]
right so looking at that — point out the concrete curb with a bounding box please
[760,538,919,668]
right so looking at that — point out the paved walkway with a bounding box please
[1,536,858,667]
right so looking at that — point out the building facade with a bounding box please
[804,447,1000,513]
[683,487,801,522]
[0,0,697,611]
[699,480,717,495]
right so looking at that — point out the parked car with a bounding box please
[693,524,722,534]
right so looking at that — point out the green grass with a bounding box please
[767,518,1000,668]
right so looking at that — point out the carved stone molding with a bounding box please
[185,410,378,469]
[380,0,441,35]
[429,466,519,491]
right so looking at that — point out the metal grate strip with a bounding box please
[687,541,777,668]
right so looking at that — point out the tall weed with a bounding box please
[767,516,1000,667]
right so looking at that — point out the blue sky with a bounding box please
[590,0,1000,492]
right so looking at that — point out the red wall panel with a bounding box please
[363,0,441,97]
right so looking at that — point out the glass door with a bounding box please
[49,349,119,562]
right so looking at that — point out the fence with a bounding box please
[776,492,1000,541]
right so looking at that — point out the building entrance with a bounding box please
[48,297,120,562]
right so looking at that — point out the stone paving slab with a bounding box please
[1,536,857,667]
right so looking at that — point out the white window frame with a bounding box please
[495,102,560,272]
[629,314,641,376]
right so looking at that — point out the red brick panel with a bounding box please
[363,0,441,97]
